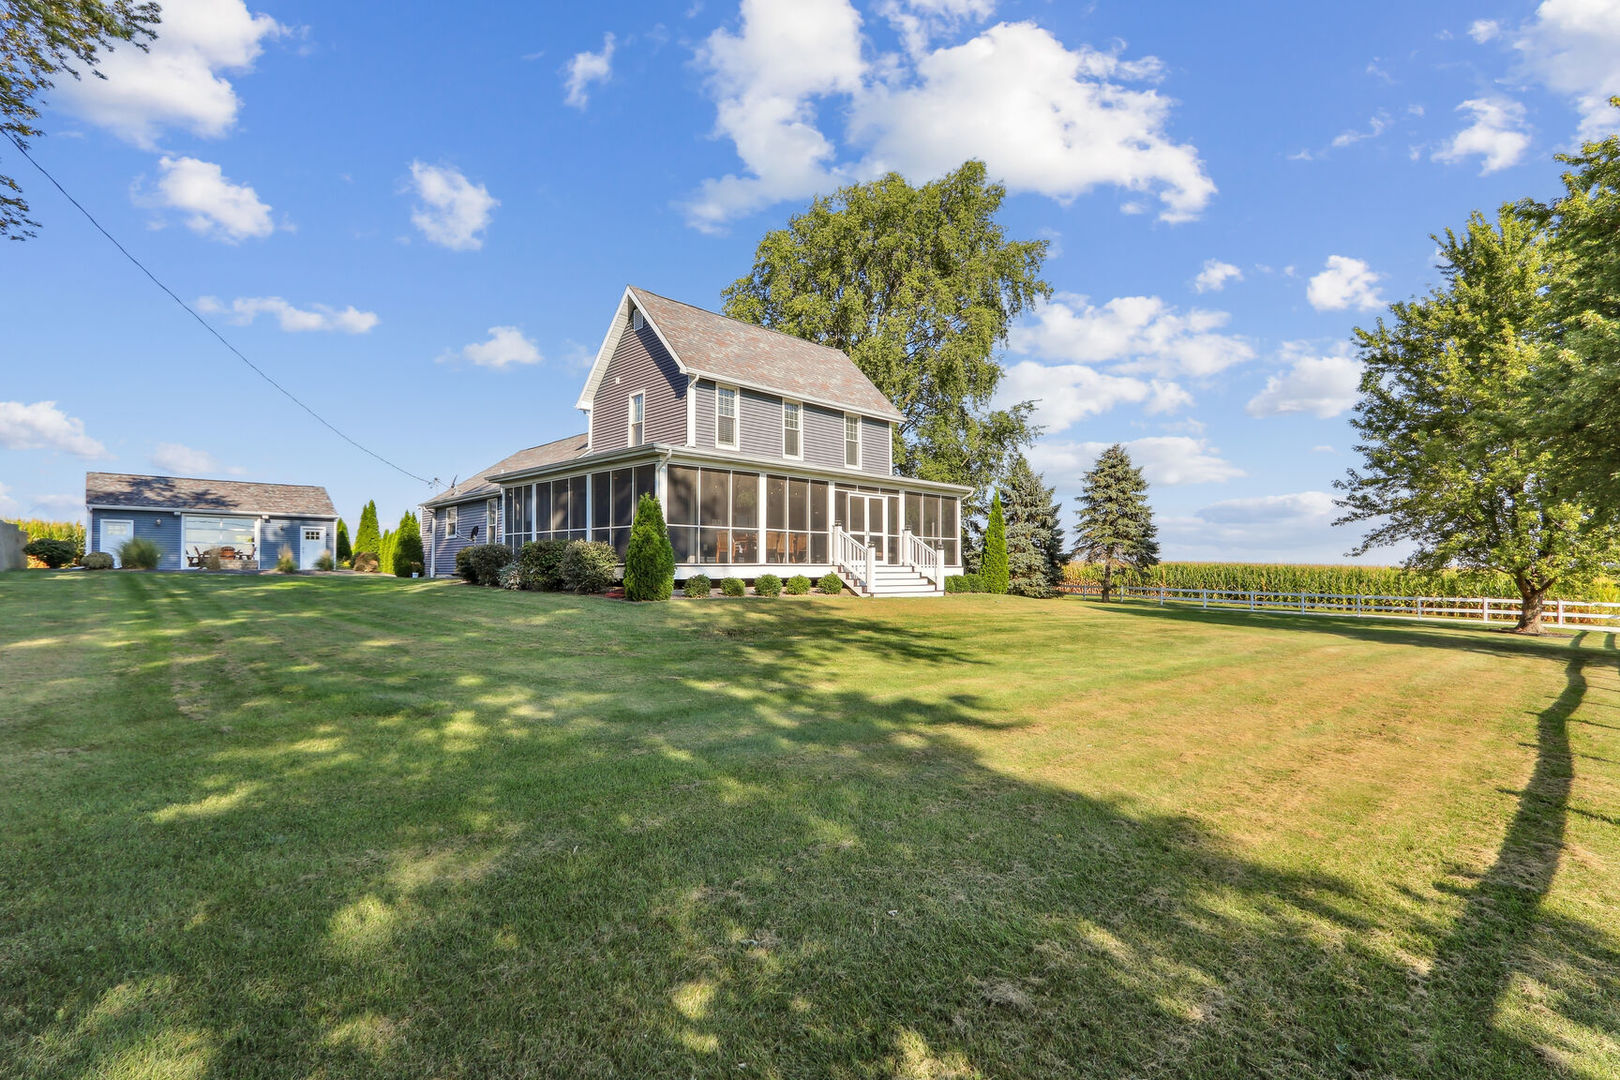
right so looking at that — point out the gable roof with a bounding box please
[86,473,337,517]
[421,433,589,509]
[578,286,904,423]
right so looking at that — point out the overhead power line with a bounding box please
[3,131,437,489]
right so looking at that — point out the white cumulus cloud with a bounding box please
[1246,344,1363,418]
[151,442,243,476]
[1307,255,1384,312]
[1010,293,1254,379]
[564,33,616,109]
[685,5,1213,230]
[407,162,499,251]
[0,401,107,458]
[1193,259,1242,293]
[439,327,543,369]
[196,296,378,333]
[1433,97,1531,173]
[57,0,285,148]
[999,361,1189,433]
[150,155,273,241]
[1469,18,1502,42]
[1030,435,1243,487]
[1513,0,1620,141]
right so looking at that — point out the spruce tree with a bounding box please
[335,518,352,565]
[1073,445,1159,602]
[1002,454,1064,597]
[979,491,1009,594]
[624,493,675,601]
[353,501,381,558]
[394,511,424,577]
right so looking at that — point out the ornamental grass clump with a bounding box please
[118,537,162,570]
[275,546,298,574]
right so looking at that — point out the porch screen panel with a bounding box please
[700,469,730,564]
[908,492,959,565]
[732,473,759,562]
[765,476,787,563]
[550,481,569,534]
[569,476,588,533]
[809,481,829,563]
[535,484,551,540]
[668,466,698,563]
[592,473,611,533]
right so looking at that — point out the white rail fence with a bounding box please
[1067,584,1620,630]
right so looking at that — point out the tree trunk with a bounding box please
[1101,563,1113,603]
[1514,583,1548,634]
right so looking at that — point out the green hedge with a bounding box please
[1061,561,1620,601]
[560,541,617,594]
[457,544,513,587]
[517,539,569,591]
[945,573,983,593]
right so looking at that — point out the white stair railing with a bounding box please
[832,525,874,595]
[901,530,943,590]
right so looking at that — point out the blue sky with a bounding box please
[4,0,1617,561]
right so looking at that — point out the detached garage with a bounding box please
[86,472,339,571]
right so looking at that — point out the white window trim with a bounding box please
[715,384,739,451]
[782,399,803,460]
[488,499,499,541]
[628,390,646,446]
[844,413,861,469]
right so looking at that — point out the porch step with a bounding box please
[841,563,945,597]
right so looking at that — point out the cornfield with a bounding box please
[1061,561,1620,602]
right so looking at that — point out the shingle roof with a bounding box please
[421,433,589,509]
[86,473,337,517]
[630,287,904,422]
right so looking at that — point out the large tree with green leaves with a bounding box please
[1073,445,1158,603]
[352,501,380,558]
[2,0,159,239]
[1536,99,1620,509]
[722,160,1049,506]
[1002,453,1064,597]
[1336,206,1620,634]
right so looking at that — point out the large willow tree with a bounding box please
[722,160,1049,506]
[1336,207,1620,634]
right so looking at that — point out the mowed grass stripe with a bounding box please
[0,572,1616,1079]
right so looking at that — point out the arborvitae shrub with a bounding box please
[817,572,844,595]
[624,493,675,601]
[784,574,811,595]
[560,541,617,594]
[684,574,712,598]
[394,513,424,578]
[754,573,783,597]
[517,540,569,591]
[980,491,1009,595]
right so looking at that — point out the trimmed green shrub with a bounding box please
[118,537,162,570]
[784,574,812,595]
[560,540,617,594]
[980,490,1009,594]
[624,493,675,601]
[517,539,569,591]
[275,545,298,574]
[394,512,424,578]
[378,530,396,576]
[335,518,352,564]
[456,543,513,587]
[24,538,76,568]
[352,552,379,574]
[81,551,114,570]
[945,573,982,593]
[11,520,84,562]
[754,573,783,597]
[315,551,336,572]
[721,576,745,597]
[817,572,844,595]
[684,574,712,598]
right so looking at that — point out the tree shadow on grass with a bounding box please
[2,577,1618,1078]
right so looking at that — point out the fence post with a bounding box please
[1356,594,1363,617]
[1158,585,1165,606]
[1417,596,1423,620]
[1202,588,1208,609]
[1300,592,1306,614]
[1249,591,1256,611]
[1557,599,1565,628]
[1482,598,1490,623]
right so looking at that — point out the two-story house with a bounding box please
[420,287,969,596]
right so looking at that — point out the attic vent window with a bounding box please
[631,308,645,331]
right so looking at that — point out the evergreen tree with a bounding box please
[335,518,352,564]
[1002,454,1064,597]
[353,501,380,558]
[979,491,1009,594]
[1073,445,1159,602]
[624,493,675,601]
[378,529,396,576]
[393,511,423,577]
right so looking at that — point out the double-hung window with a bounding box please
[487,499,498,541]
[446,507,457,537]
[716,386,738,449]
[844,414,861,468]
[782,401,801,458]
[629,391,645,445]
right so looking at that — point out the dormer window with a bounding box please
[716,385,738,449]
[629,391,645,445]
[782,400,802,458]
[844,414,861,468]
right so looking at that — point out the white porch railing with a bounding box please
[901,530,943,590]
[1066,585,1620,630]
[833,525,875,595]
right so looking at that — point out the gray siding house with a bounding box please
[86,473,338,571]
[421,287,969,596]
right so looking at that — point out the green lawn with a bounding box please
[2,573,1617,1079]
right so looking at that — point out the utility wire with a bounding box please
[3,130,438,489]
